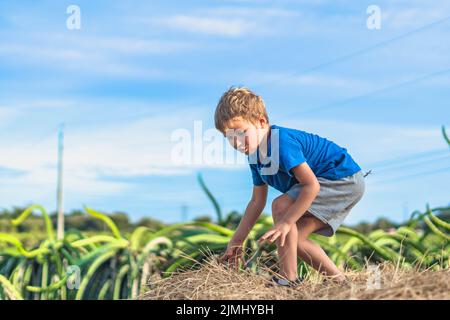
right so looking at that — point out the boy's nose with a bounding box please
[236,140,245,150]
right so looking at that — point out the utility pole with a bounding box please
[56,124,65,240]
[181,203,188,222]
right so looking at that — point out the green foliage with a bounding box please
[442,125,450,147]
[1,203,448,300]
[0,207,164,236]
[197,172,223,225]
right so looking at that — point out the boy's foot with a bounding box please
[322,275,349,285]
[267,275,304,288]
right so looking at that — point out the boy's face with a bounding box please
[223,117,269,155]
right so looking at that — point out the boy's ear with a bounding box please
[259,117,268,128]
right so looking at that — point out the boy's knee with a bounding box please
[272,198,283,221]
[271,196,290,221]
[271,208,282,222]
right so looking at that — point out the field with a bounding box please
[0,127,449,300]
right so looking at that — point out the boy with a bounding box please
[215,87,365,287]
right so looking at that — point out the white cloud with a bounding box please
[1,99,78,111]
[0,107,19,125]
[0,33,195,79]
[383,6,450,30]
[151,6,300,37]
[52,34,195,55]
[244,72,372,91]
[156,15,254,37]
[204,7,298,18]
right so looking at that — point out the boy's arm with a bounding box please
[280,162,320,225]
[259,162,319,245]
[230,184,268,244]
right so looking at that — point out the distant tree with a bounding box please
[193,215,212,223]
[222,210,243,229]
[109,212,130,231]
[135,217,164,231]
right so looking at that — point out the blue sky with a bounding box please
[0,0,449,226]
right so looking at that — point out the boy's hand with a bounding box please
[258,221,293,247]
[219,242,244,270]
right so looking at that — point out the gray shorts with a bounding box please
[285,170,365,237]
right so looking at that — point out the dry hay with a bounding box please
[139,253,450,300]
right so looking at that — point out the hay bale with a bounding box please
[139,256,450,300]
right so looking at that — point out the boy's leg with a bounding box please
[296,215,345,280]
[272,194,345,282]
[271,194,298,281]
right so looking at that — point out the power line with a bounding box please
[364,148,449,168]
[250,15,450,90]
[213,163,450,196]
[198,150,450,196]
[368,165,450,185]
[368,154,450,173]
[275,67,450,120]
[152,14,450,121]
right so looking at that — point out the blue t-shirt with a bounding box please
[248,124,361,193]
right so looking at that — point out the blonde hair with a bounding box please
[214,86,269,134]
